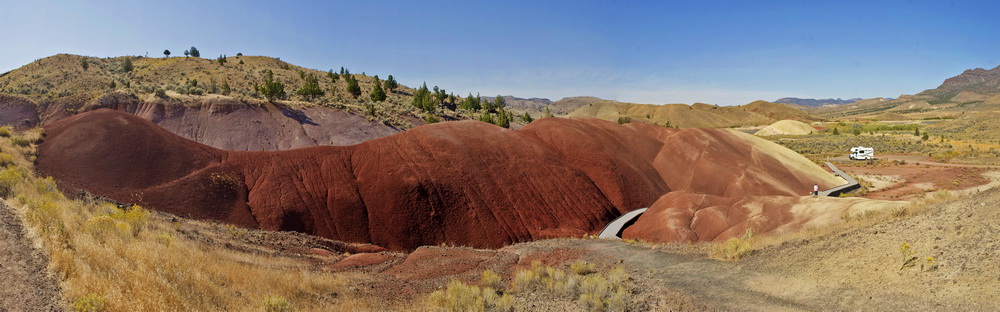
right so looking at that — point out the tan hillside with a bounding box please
[754,120,816,136]
[566,99,816,128]
[545,96,604,115]
[741,100,819,122]
[0,54,521,150]
[0,54,414,109]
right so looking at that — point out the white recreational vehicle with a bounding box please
[849,146,874,160]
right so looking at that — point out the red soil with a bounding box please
[839,161,991,200]
[37,109,840,250]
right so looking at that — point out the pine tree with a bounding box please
[494,95,506,110]
[163,49,171,57]
[411,83,434,112]
[121,58,133,72]
[296,73,324,101]
[255,69,285,101]
[544,107,553,118]
[189,46,200,57]
[521,112,534,124]
[184,50,190,57]
[80,58,88,70]
[460,93,483,111]
[327,69,339,82]
[384,75,398,93]
[370,80,387,102]
[345,75,362,99]
[221,80,232,95]
[497,108,511,128]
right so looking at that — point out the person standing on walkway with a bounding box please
[813,183,819,196]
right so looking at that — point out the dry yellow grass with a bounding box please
[0,128,367,311]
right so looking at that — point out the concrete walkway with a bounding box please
[597,208,647,239]
[818,162,860,196]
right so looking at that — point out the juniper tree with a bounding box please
[255,69,285,101]
[411,83,434,111]
[370,78,387,102]
[345,74,362,99]
[521,112,534,123]
[327,69,339,82]
[384,75,398,93]
[121,58,133,72]
[296,73,324,101]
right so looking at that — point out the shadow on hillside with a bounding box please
[278,105,318,126]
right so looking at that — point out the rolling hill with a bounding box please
[0,54,512,150]
[565,99,819,128]
[774,97,861,107]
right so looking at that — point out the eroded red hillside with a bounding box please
[37,109,842,250]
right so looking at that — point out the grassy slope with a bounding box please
[0,127,380,310]
[0,54,495,130]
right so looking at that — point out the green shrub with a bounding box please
[110,205,148,237]
[0,152,16,167]
[84,215,129,240]
[26,198,59,229]
[571,260,597,275]
[424,113,441,124]
[73,293,106,312]
[0,168,24,199]
[577,267,632,312]
[11,136,31,147]
[478,113,495,125]
[427,280,512,312]
[0,126,11,138]
[155,232,173,247]
[479,270,502,290]
[261,295,291,312]
[710,236,753,261]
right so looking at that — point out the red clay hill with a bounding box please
[37,109,843,250]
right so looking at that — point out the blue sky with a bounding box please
[1,0,998,105]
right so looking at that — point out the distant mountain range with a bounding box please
[774,97,862,107]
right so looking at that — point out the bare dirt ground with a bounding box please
[835,154,997,200]
[136,183,999,311]
[0,201,63,311]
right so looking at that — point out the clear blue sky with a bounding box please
[2,0,998,105]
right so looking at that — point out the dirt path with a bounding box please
[574,187,1000,311]
[0,201,63,311]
